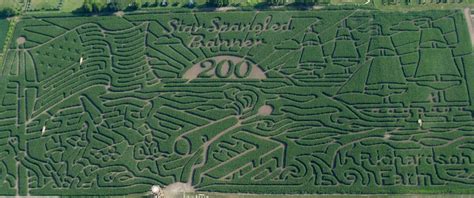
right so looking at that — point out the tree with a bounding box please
[81,0,108,12]
[82,0,93,12]
[136,0,142,8]
[267,0,286,5]
[109,0,145,11]
[129,0,142,10]
[295,0,316,5]
[92,0,107,12]
[209,0,229,7]
[107,3,119,11]
[188,0,195,7]
[0,7,18,17]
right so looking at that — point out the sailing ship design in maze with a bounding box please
[1,10,474,195]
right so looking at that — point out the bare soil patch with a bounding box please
[114,11,125,17]
[248,66,267,79]
[16,37,26,45]
[258,105,273,116]
[163,182,195,197]
[216,7,237,12]
[182,63,202,80]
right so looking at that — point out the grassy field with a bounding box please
[60,0,84,12]
[0,0,21,10]
[1,9,474,196]
[29,0,61,10]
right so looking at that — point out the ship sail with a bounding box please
[367,57,406,85]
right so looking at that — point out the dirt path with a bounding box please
[164,182,194,198]
[463,8,474,47]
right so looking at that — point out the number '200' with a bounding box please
[198,59,253,78]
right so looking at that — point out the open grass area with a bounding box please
[0,0,21,10]
[29,0,61,10]
[60,0,84,12]
[1,8,474,196]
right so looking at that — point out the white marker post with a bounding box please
[80,57,84,65]
[41,126,46,135]
[418,119,423,127]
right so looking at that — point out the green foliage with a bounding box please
[1,10,474,196]
[0,7,17,17]
[295,0,318,5]
[267,0,286,5]
[61,0,86,12]
[81,0,108,12]
[107,0,132,11]
[28,0,62,11]
[416,48,459,79]
[208,0,230,6]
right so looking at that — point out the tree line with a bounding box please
[81,0,143,12]
[80,0,319,12]
[0,0,320,17]
[0,7,18,18]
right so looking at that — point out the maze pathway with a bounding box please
[0,10,474,195]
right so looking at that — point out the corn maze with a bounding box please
[0,10,474,195]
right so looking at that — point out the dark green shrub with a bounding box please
[267,0,286,5]
[295,0,317,5]
[0,8,18,18]
[209,0,230,7]
[82,0,108,12]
